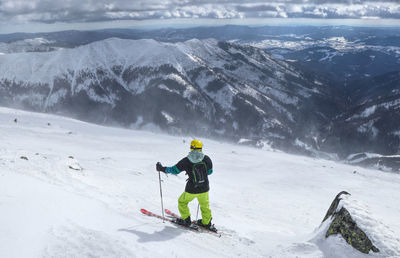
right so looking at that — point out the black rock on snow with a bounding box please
[322,191,379,254]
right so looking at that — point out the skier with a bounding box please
[156,139,214,229]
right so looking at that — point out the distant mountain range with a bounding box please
[0,38,339,155]
[0,25,399,162]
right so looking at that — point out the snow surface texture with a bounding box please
[1,107,399,258]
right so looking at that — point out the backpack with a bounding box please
[191,161,208,188]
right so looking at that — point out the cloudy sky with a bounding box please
[1,0,399,33]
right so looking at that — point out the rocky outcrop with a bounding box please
[322,191,379,254]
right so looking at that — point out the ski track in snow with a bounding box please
[0,106,400,258]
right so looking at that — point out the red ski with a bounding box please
[165,209,181,219]
[140,209,199,231]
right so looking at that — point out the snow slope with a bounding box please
[0,107,399,257]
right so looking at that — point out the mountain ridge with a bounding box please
[1,35,398,159]
[0,37,337,155]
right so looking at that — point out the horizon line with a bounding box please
[1,18,399,34]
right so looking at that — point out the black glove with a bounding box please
[156,162,166,172]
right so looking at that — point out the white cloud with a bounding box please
[0,0,399,24]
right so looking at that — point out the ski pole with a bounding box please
[158,170,165,222]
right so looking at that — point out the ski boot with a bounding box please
[196,219,217,232]
[175,216,191,226]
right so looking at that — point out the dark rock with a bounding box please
[323,191,380,254]
[322,191,350,222]
[20,156,28,160]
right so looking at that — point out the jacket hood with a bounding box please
[187,150,205,163]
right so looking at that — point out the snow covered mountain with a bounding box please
[1,107,399,257]
[1,26,399,159]
[0,38,337,153]
[0,38,58,54]
[323,71,400,157]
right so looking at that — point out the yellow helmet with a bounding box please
[190,139,203,151]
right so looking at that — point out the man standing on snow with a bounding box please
[156,139,214,229]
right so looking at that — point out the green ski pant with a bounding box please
[178,191,212,225]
